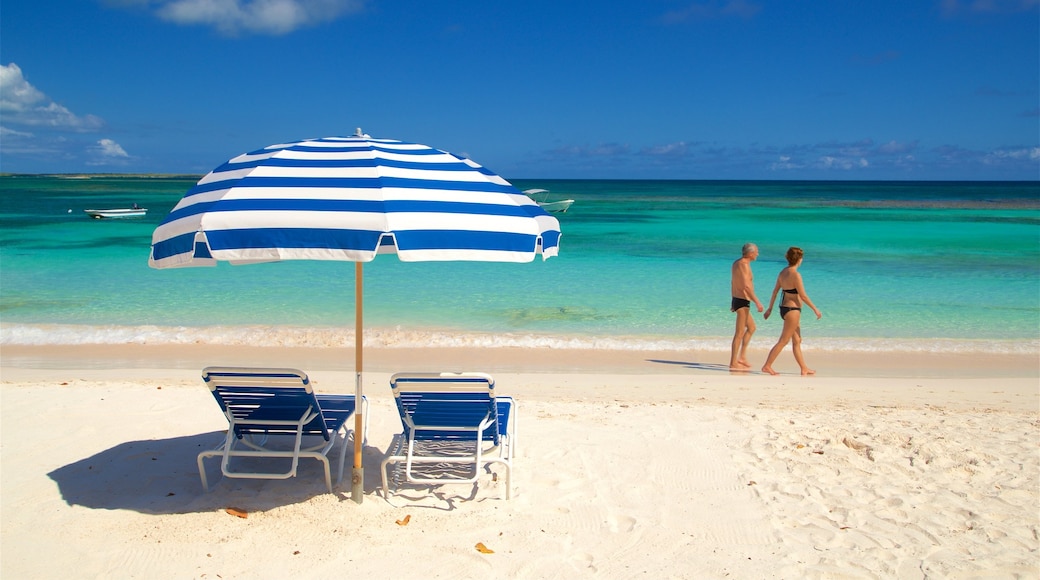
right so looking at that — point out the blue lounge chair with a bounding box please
[197,366,367,493]
[381,372,516,500]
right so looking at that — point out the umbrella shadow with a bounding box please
[647,359,747,373]
[47,431,388,514]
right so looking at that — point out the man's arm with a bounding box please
[737,261,764,311]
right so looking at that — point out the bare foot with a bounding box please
[801,368,816,376]
[736,359,752,368]
[761,366,779,376]
[729,365,750,372]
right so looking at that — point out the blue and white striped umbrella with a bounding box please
[149,134,561,503]
[150,135,560,267]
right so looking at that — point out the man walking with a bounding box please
[730,243,764,370]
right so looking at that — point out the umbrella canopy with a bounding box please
[149,134,561,503]
[150,135,560,267]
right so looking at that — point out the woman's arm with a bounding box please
[763,276,782,320]
[795,273,822,319]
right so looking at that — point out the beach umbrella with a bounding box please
[149,132,561,503]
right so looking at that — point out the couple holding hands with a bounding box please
[730,243,822,375]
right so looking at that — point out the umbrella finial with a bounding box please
[354,127,370,138]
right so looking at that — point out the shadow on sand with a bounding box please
[47,432,388,514]
[647,359,743,372]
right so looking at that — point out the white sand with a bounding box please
[1,346,1038,578]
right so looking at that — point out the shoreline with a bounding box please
[2,342,1038,379]
[4,323,1038,356]
[3,343,1037,415]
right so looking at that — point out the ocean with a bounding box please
[1,175,1038,355]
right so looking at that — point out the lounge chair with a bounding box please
[197,366,367,493]
[381,372,516,500]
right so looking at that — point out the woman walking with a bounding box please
[762,247,822,376]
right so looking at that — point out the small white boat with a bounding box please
[523,189,574,213]
[84,207,147,219]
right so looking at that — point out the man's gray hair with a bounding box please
[742,243,758,257]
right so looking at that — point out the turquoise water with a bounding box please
[1,175,1038,353]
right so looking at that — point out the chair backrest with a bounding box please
[390,372,499,444]
[202,367,331,440]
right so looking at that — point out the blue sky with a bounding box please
[2,0,1038,179]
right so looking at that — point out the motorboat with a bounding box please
[523,189,574,213]
[84,207,147,219]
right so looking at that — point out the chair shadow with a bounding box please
[646,359,749,372]
[379,435,505,510]
[47,431,389,514]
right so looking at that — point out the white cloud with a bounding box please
[0,125,34,139]
[0,66,135,168]
[0,63,45,108]
[983,146,1040,165]
[877,140,918,155]
[97,139,130,158]
[550,143,632,158]
[818,156,869,170]
[0,125,62,157]
[86,139,132,166]
[139,0,366,35]
[643,142,690,157]
[0,63,104,131]
[532,137,1036,179]
[770,155,802,171]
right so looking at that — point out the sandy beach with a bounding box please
[2,344,1037,579]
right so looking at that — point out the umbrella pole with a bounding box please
[352,262,364,504]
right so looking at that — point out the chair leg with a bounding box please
[197,434,231,492]
[198,451,213,492]
[504,462,512,500]
[318,455,333,493]
[380,435,405,499]
[380,457,393,499]
[335,429,350,486]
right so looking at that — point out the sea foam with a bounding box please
[2,323,1036,355]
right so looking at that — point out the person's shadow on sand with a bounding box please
[47,432,388,514]
[647,359,736,372]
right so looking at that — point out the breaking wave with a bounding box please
[2,323,1037,355]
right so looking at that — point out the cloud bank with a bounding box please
[109,0,366,35]
[0,64,104,131]
[1,63,130,168]
[520,137,1039,179]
